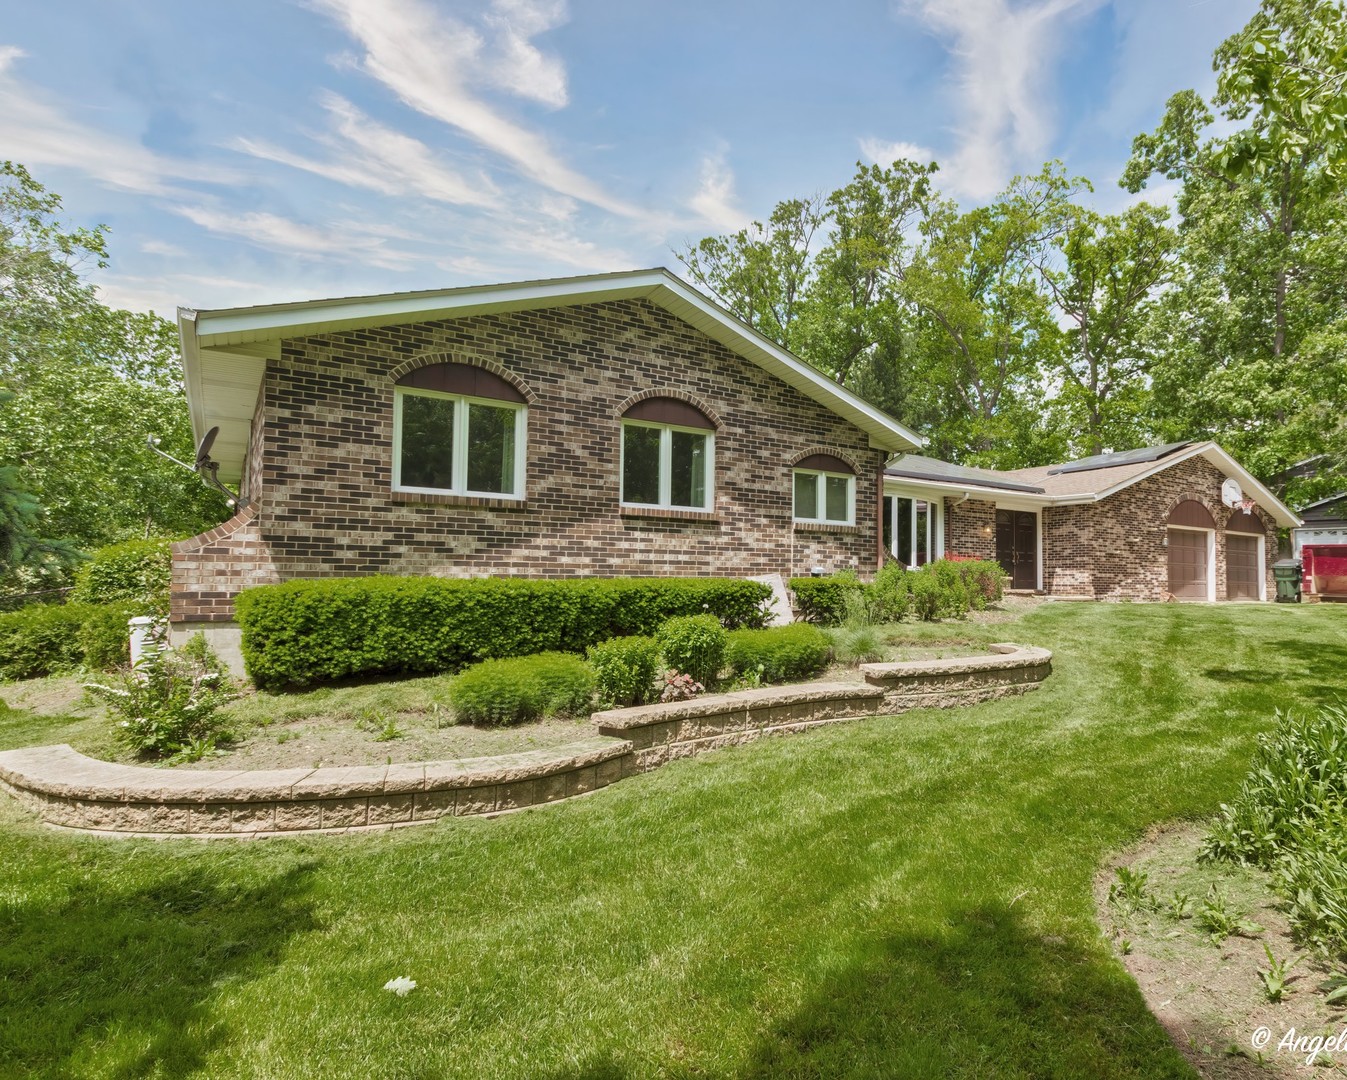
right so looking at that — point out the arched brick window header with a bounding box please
[795,453,856,475]
[396,362,527,403]
[623,396,715,431]
[1167,499,1216,529]
[1226,506,1265,534]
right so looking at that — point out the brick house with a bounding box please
[883,443,1300,601]
[171,268,924,657]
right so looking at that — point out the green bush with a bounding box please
[789,573,865,626]
[587,635,662,707]
[78,601,146,671]
[70,538,172,613]
[869,562,912,622]
[656,614,726,686]
[84,635,238,760]
[724,624,831,683]
[0,603,87,680]
[448,652,596,726]
[946,557,1006,609]
[236,575,770,689]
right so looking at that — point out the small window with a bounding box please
[620,421,713,511]
[393,386,525,497]
[794,468,854,524]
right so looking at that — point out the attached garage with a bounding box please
[1167,500,1215,600]
[1226,511,1265,600]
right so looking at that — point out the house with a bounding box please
[1292,492,1347,558]
[170,268,924,659]
[883,442,1300,601]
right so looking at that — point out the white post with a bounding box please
[128,616,158,670]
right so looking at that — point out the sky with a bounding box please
[0,0,1258,318]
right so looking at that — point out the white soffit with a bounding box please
[180,268,925,485]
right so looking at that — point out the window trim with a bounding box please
[619,418,715,512]
[392,384,527,499]
[793,468,856,526]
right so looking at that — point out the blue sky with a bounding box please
[1,0,1256,317]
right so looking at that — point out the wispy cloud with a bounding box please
[234,91,499,207]
[688,150,745,231]
[0,45,237,196]
[171,204,420,269]
[897,0,1100,198]
[858,137,936,168]
[309,0,643,217]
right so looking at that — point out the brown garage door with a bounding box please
[1226,534,1261,600]
[1168,528,1209,599]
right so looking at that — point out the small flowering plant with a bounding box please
[85,633,238,760]
[658,669,704,703]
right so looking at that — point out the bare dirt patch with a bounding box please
[1097,823,1347,1077]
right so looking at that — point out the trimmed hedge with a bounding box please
[236,575,772,689]
[70,538,172,614]
[789,574,865,626]
[587,635,662,707]
[724,623,832,683]
[447,652,596,726]
[78,600,145,671]
[0,603,87,680]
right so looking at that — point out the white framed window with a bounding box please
[794,469,855,525]
[392,385,526,498]
[620,420,714,511]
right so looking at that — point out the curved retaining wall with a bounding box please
[0,643,1051,838]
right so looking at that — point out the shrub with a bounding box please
[0,603,87,680]
[724,623,831,683]
[944,556,1006,610]
[236,575,771,689]
[587,635,662,707]
[448,652,596,726]
[85,635,238,760]
[869,561,912,623]
[659,670,703,702]
[789,572,864,626]
[656,614,726,686]
[78,601,147,671]
[70,538,172,614]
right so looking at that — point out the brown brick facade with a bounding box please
[172,298,884,622]
[941,455,1279,600]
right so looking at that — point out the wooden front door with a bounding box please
[1167,528,1209,599]
[995,510,1037,590]
[1226,534,1261,600]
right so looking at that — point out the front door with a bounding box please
[995,509,1037,590]
[1167,528,1209,599]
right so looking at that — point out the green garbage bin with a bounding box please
[1273,559,1302,603]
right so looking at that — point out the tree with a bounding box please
[0,162,229,553]
[0,389,80,589]
[1032,203,1177,457]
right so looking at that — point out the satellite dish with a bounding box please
[1221,477,1244,508]
[195,426,219,468]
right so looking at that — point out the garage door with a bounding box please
[1167,529,1209,599]
[1226,534,1261,600]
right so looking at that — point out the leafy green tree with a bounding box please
[0,390,80,590]
[0,162,228,552]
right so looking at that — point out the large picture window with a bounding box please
[620,421,713,510]
[393,367,527,497]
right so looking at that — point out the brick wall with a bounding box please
[943,498,997,560]
[172,298,886,622]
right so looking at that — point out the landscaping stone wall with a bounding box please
[171,298,886,624]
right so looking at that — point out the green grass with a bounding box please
[0,603,1344,1078]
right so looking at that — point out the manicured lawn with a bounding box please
[1,603,1343,1078]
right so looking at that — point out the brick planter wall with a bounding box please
[172,298,887,624]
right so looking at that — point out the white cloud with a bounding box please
[309,0,643,217]
[234,92,499,207]
[139,239,188,258]
[898,0,1101,199]
[172,204,420,269]
[858,137,937,168]
[688,151,745,232]
[0,44,238,196]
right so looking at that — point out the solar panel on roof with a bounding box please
[1046,442,1191,476]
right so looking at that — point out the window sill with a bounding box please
[391,490,527,510]
[794,520,860,534]
[620,506,720,524]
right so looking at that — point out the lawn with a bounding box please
[0,602,1343,1078]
